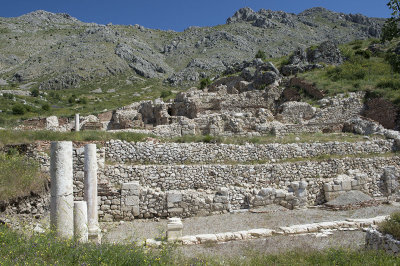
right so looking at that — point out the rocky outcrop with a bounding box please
[281,41,342,76]
[115,44,167,78]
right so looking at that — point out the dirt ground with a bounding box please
[101,204,400,258]
[102,203,399,243]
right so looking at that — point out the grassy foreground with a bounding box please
[0,225,399,265]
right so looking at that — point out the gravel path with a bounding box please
[102,203,400,243]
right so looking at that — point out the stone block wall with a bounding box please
[15,140,400,221]
[105,139,394,164]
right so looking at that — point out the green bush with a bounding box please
[386,52,400,73]
[12,104,26,115]
[255,50,267,60]
[199,78,212,89]
[78,97,88,104]
[160,90,172,99]
[376,79,400,90]
[41,103,50,111]
[68,94,77,104]
[3,93,14,99]
[355,50,371,59]
[378,212,400,240]
[30,88,39,97]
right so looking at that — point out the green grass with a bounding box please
[0,73,180,128]
[0,153,47,201]
[0,225,172,265]
[0,225,399,265]
[298,39,400,105]
[378,212,400,240]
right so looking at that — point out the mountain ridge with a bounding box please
[0,7,386,90]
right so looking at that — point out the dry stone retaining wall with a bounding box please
[6,140,400,222]
[105,139,394,164]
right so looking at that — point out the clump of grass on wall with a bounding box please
[0,153,47,201]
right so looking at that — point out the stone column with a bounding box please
[75,113,80,132]
[167,217,183,242]
[84,144,101,243]
[50,141,74,239]
[74,201,88,243]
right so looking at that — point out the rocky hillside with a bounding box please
[0,7,385,90]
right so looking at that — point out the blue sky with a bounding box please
[0,0,392,31]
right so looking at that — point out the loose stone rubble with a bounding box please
[365,228,400,255]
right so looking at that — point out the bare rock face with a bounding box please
[307,41,343,65]
[115,44,167,78]
[281,41,342,76]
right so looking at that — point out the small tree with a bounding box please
[41,103,50,111]
[382,0,400,41]
[30,88,39,97]
[255,50,267,61]
[12,104,25,115]
[199,78,212,89]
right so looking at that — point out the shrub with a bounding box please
[30,88,39,97]
[3,93,13,99]
[355,50,371,59]
[41,103,50,111]
[78,97,88,104]
[68,95,76,104]
[12,104,26,115]
[386,52,400,73]
[255,50,267,60]
[160,90,172,99]
[378,212,400,240]
[376,79,400,90]
[199,78,212,89]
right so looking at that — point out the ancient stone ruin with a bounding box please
[49,141,100,242]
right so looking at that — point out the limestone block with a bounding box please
[341,180,352,191]
[259,188,275,197]
[181,235,197,245]
[218,187,229,196]
[122,182,140,196]
[167,218,183,241]
[125,196,139,206]
[167,191,182,204]
[323,183,332,192]
[325,191,345,202]
[196,234,218,244]
[275,189,286,198]
[169,208,184,215]
[247,229,273,237]
[299,181,308,189]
